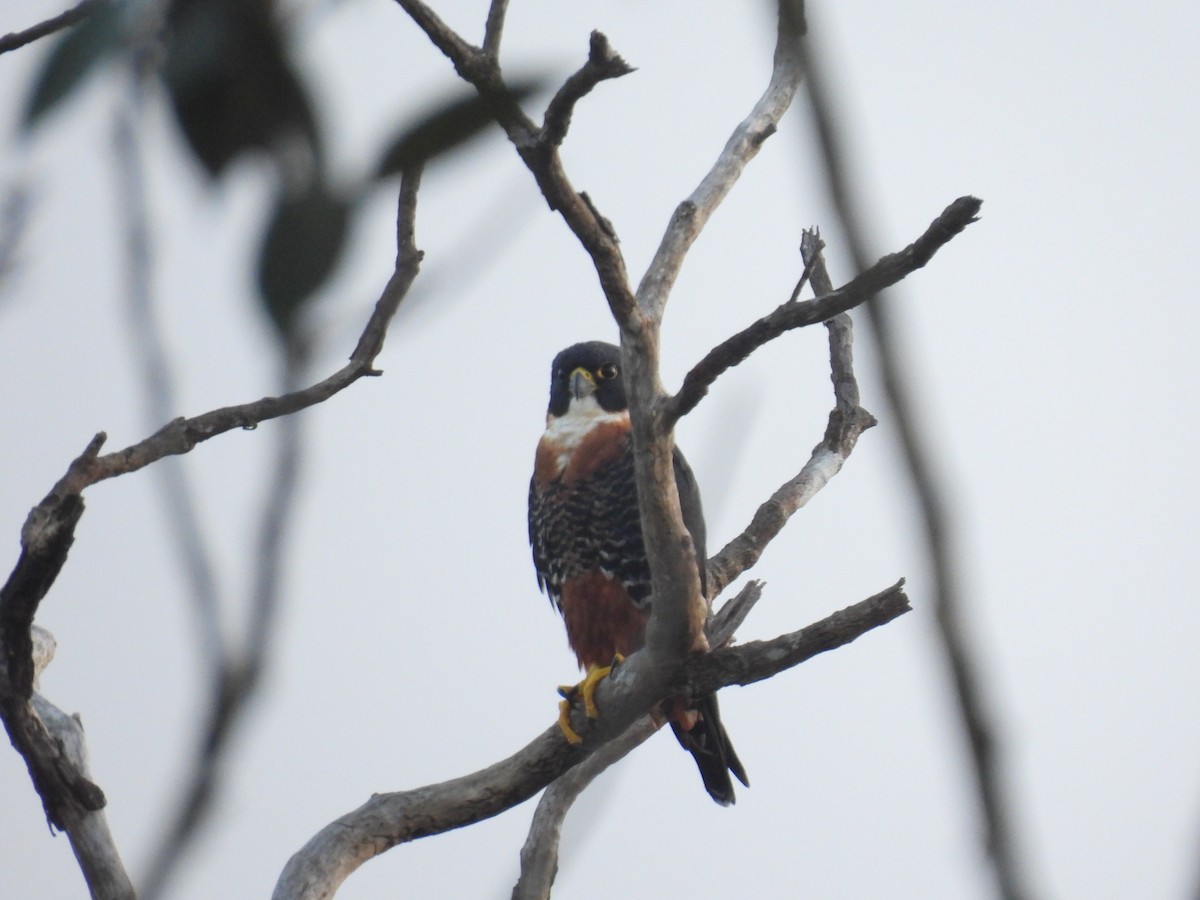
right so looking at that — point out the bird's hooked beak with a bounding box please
[569,366,596,401]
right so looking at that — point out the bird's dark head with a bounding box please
[546,341,627,417]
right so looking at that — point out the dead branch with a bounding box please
[541,31,634,149]
[0,0,103,56]
[634,0,806,323]
[391,0,638,325]
[0,166,425,897]
[799,30,1030,900]
[706,229,878,595]
[481,0,509,58]
[273,583,909,900]
[665,195,981,426]
[511,581,763,900]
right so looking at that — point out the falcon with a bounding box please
[528,340,748,805]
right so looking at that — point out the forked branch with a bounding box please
[666,195,981,427]
[273,584,909,900]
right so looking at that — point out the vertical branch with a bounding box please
[481,0,509,58]
[138,167,424,899]
[631,0,808,669]
[799,29,1033,900]
[114,53,225,674]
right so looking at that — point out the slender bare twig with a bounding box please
[0,166,424,897]
[702,229,878,595]
[0,0,104,56]
[798,30,1029,900]
[274,583,909,900]
[540,31,633,149]
[665,196,980,427]
[481,0,508,59]
[512,717,657,900]
[511,581,763,900]
[392,0,638,324]
[635,0,806,322]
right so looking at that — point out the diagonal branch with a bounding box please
[274,583,909,900]
[0,166,426,896]
[0,0,104,56]
[481,0,509,59]
[665,196,980,427]
[799,29,1031,900]
[706,228,877,595]
[540,31,634,149]
[634,0,806,321]
[510,581,763,900]
[392,0,638,326]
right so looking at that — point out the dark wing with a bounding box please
[529,475,561,606]
[672,446,707,598]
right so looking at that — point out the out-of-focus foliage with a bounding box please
[19,0,550,340]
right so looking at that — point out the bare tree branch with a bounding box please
[540,31,634,149]
[702,229,874,596]
[798,30,1031,900]
[481,0,509,59]
[510,580,763,900]
[623,0,809,693]
[512,717,657,900]
[0,0,103,56]
[0,574,134,898]
[681,581,908,695]
[635,0,806,323]
[0,166,425,897]
[274,583,909,900]
[31,691,135,898]
[392,0,638,325]
[665,196,980,427]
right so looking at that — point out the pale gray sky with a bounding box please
[1,1,1198,898]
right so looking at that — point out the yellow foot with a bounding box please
[555,655,625,744]
[558,698,583,745]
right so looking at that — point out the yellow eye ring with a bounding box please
[597,362,618,380]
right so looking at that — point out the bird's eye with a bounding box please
[597,362,618,380]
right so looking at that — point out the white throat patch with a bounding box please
[543,395,630,472]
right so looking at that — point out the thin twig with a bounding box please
[666,196,980,426]
[0,0,104,56]
[0,167,425,895]
[706,230,876,595]
[393,0,638,324]
[512,717,657,900]
[799,30,1030,900]
[274,583,909,900]
[481,0,508,59]
[540,31,634,149]
[634,0,806,321]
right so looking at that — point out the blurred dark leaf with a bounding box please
[163,0,321,178]
[257,177,351,337]
[22,0,124,130]
[374,76,549,179]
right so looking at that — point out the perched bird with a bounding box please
[528,340,748,805]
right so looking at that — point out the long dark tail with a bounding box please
[669,693,749,806]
